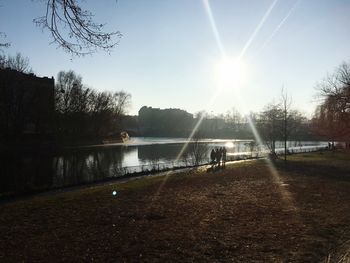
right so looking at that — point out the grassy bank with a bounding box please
[1,151,350,262]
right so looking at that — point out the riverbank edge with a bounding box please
[0,146,332,204]
[0,147,330,203]
[0,156,263,204]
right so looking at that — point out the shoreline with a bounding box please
[0,146,328,203]
[1,150,349,262]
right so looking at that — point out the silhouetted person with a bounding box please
[216,148,222,167]
[210,149,216,167]
[222,147,227,167]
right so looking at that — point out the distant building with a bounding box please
[0,68,55,140]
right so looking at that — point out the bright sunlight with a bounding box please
[215,57,246,90]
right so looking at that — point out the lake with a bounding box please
[0,137,328,197]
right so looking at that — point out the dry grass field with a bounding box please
[1,150,350,262]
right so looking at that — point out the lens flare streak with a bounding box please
[238,0,279,60]
[255,0,302,56]
[203,0,226,57]
[148,0,298,213]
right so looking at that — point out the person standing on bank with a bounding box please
[222,147,227,167]
[210,149,216,167]
[216,148,222,167]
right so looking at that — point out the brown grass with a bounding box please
[0,151,350,262]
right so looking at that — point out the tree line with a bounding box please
[136,100,313,145]
[0,53,131,145]
[312,62,350,146]
[1,52,349,151]
[54,70,131,143]
[135,62,350,156]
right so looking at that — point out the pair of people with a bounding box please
[210,147,227,168]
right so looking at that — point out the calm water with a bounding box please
[0,137,327,197]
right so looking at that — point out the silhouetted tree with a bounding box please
[225,107,242,131]
[0,53,33,73]
[54,70,91,139]
[113,91,132,129]
[0,54,6,68]
[280,90,305,161]
[257,92,306,160]
[1,1,121,56]
[313,62,350,143]
[54,70,131,142]
[281,89,290,162]
[189,132,208,166]
[89,90,131,137]
[138,106,193,137]
[88,91,113,137]
[257,102,283,158]
[0,32,10,50]
[245,140,258,157]
[35,0,122,56]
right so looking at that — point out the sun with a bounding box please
[215,56,246,90]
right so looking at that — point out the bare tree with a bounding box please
[189,132,208,166]
[314,62,350,142]
[281,89,292,162]
[245,140,258,157]
[257,102,283,159]
[33,0,122,56]
[225,107,242,131]
[258,94,306,160]
[1,1,121,56]
[0,53,32,73]
[6,53,32,73]
[0,32,10,50]
[113,91,132,117]
[0,54,6,68]
[54,70,131,140]
[55,70,85,113]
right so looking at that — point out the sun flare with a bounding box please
[225,141,234,148]
[215,57,246,90]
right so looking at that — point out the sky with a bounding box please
[1,0,350,117]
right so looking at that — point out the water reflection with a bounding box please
[0,152,54,196]
[0,139,328,197]
[138,144,190,163]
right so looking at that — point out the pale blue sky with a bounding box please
[1,0,350,117]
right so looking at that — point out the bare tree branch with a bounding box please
[0,32,11,51]
[33,0,122,56]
